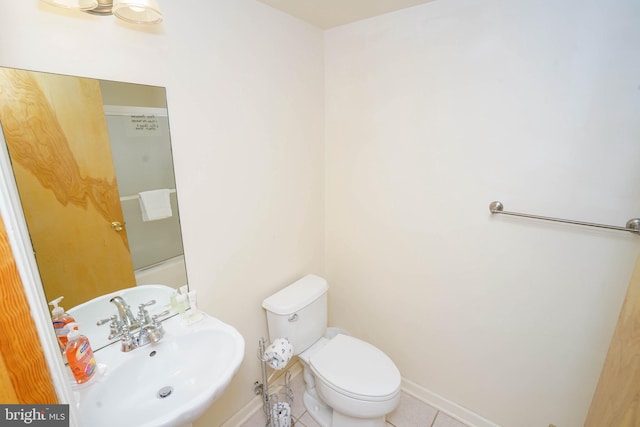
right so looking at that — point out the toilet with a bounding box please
[262,274,401,427]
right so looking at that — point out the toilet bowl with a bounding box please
[300,335,401,427]
[262,274,401,427]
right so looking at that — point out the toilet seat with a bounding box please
[309,334,401,402]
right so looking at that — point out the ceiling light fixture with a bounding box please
[41,0,163,24]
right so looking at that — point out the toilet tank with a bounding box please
[262,274,328,355]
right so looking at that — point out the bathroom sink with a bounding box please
[75,312,244,427]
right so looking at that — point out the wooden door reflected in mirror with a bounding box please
[0,68,136,308]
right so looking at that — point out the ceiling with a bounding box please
[256,0,436,29]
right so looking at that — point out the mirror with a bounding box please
[0,67,187,310]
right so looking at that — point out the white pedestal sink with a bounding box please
[73,311,244,427]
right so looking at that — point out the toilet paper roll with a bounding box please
[271,402,291,427]
[263,338,293,370]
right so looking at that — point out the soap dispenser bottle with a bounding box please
[64,323,96,384]
[48,296,76,352]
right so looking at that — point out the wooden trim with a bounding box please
[585,255,640,426]
[0,349,19,403]
[0,215,57,404]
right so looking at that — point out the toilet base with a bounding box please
[303,390,332,427]
[303,390,387,427]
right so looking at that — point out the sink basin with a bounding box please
[75,312,244,427]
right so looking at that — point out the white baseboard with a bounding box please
[401,378,500,427]
[222,366,499,427]
[220,394,263,427]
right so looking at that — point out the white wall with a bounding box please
[325,1,640,426]
[4,1,640,426]
[0,1,324,425]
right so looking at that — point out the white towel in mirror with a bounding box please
[138,189,172,221]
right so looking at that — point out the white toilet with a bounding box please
[262,274,401,427]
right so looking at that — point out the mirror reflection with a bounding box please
[0,67,187,310]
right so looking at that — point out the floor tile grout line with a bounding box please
[294,409,308,427]
[430,410,440,427]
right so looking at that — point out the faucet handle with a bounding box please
[152,310,171,321]
[98,315,123,340]
[137,300,157,324]
[138,299,156,309]
[97,315,118,326]
[151,310,170,337]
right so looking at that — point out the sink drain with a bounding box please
[157,386,174,399]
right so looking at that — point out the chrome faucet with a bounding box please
[109,296,139,329]
[97,295,169,352]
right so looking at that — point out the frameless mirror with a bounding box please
[0,67,187,310]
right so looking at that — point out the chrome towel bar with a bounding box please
[489,201,640,235]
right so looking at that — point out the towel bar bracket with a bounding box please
[626,218,640,232]
[489,201,640,235]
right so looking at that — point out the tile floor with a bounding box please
[240,372,468,427]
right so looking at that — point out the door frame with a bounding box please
[585,253,640,426]
[0,125,80,426]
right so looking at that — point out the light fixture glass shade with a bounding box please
[112,0,162,24]
[41,0,99,10]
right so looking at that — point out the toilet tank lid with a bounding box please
[262,274,328,315]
